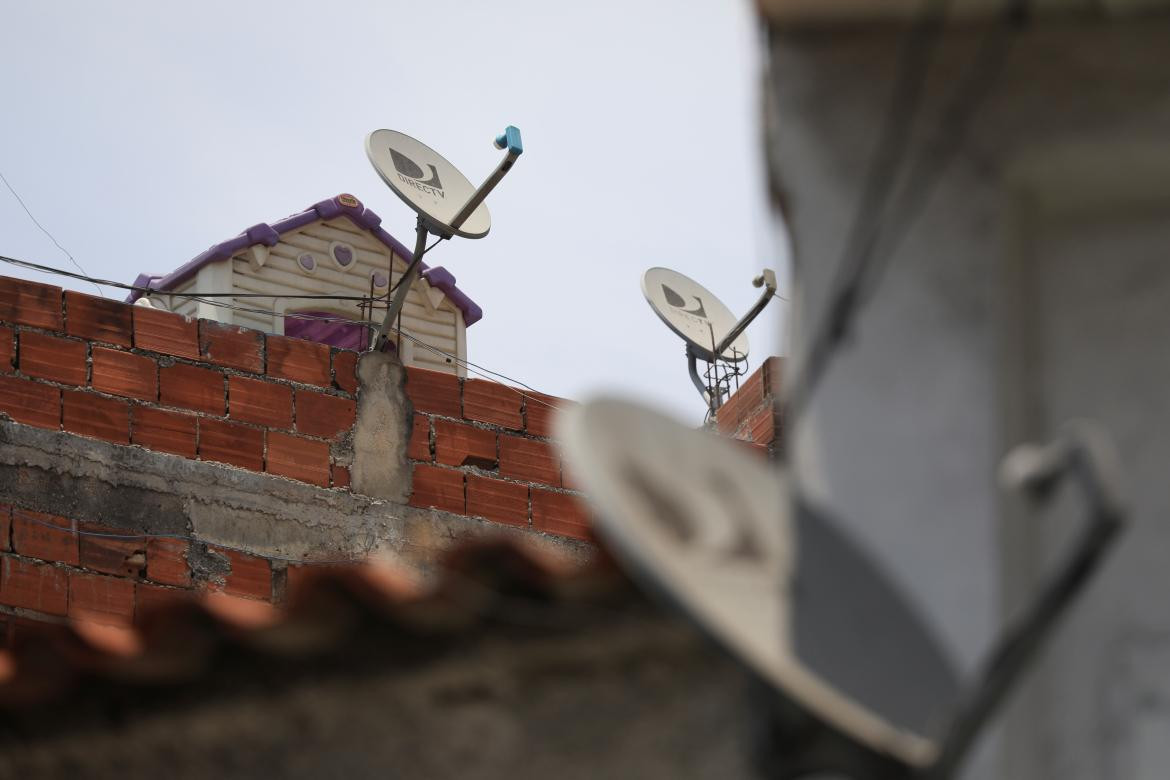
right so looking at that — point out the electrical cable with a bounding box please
[0,250,565,412]
[0,171,104,298]
[784,0,1027,424]
[0,253,378,300]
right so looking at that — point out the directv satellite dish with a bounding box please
[558,399,1127,779]
[364,125,523,350]
[642,266,779,416]
[642,267,750,363]
[366,129,492,240]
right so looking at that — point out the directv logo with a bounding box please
[662,284,708,320]
[389,147,445,199]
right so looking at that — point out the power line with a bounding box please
[0,253,380,301]
[784,0,1026,423]
[0,251,565,413]
[0,171,104,297]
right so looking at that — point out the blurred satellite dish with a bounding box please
[642,267,750,363]
[559,397,952,774]
[365,125,523,350]
[559,399,1128,778]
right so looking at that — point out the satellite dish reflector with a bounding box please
[642,267,750,362]
[366,129,491,239]
[558,398,959,776]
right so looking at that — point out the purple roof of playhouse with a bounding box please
[126,194,483,327]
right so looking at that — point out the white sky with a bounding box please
[0,0,787,424]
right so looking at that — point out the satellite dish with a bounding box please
[364,125,522,350]
[642,267,750,363]
[559,399,1128,778]
[366,129,492,239]
[559,397,954,775]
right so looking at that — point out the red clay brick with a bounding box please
[0,556,68,616]
[229,375,293,429]
[716,367,766,436]
[199,418,263,471]
[212,547,271,601]
[133,306,198,359]
[18,331,86,386]
[0,505,10,552]
[409,464,465,514]
[0,326,12,372]
[146,538,190,586]
[63,390,130,444]
[199,320,264,373]
[407,413,431,461]
[0,374,60,429]
[467,475,529,528]
[531,489,592,541]
[295,390,356,439]
[265,432,330,486]
[65,291,132,347]
[12,509,77,565]
[91,346,156,401]
[332,349,358,394]
[499,435,561,486]
[267,334,330,387]
[746,403,778,446]
[135,581,194,619]
[405,366,461,417]
[0,277,62,331]
[160,363,225,415]
[69,570,135,625]
[463,379,523,429]
[79,522,146,578]
[132,406,197,458]
[524,392,571,438]
[435,419,497,468]
[331,464,350,489]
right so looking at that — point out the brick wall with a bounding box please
[0,272,601,642]
[0,277,357,489]
[404,367,592,542]
[715,356,783,457]
[0,502,279,640]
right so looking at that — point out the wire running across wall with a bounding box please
[0,252,566,414]
[783,0,1029,425]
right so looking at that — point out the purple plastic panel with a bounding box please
[284,311,367,351]
[126,194,482,326]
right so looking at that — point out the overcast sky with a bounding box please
[0,0,787,423]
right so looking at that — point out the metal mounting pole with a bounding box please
[687,347,715,415]
[374,216,428,351]
[712,269,778,359]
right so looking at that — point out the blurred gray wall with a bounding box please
[764,11,1170,779]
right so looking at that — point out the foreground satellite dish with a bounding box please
[559,398,952,774]
[559,399,1127,778]
[642,267,750,363]
[366,129,492,240]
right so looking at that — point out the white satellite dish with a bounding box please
[558,397,950,775]
[558,398,1128,778]
[642,267,750,363]
[366,129,492,240]
[364,125,523,350]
